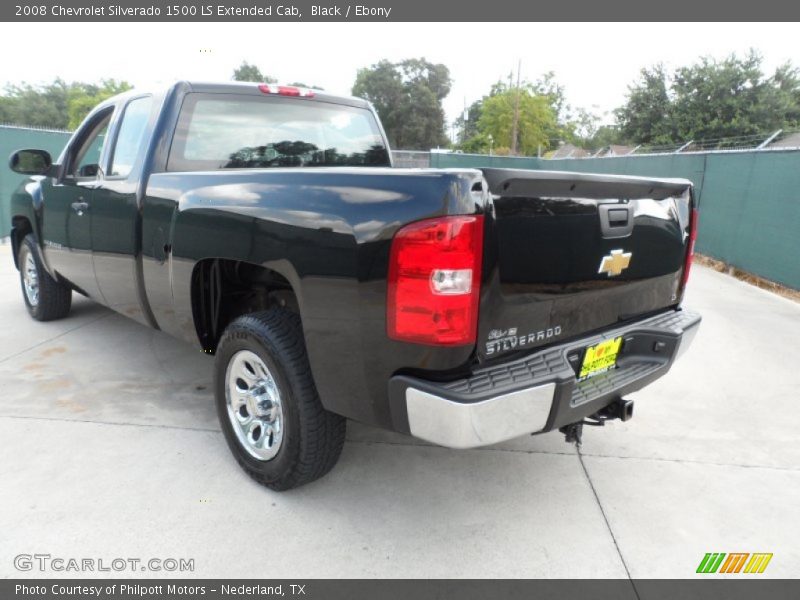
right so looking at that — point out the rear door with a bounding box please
[477,169,693,360]
[91,94,156,325]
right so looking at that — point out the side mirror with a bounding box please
[78,164,100,178]
[9,149,54,176]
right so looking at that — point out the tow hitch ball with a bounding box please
[558,398,634,446]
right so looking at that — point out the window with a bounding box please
[168,94,390,172]
[72,111,111,178]
[109,96,153,178]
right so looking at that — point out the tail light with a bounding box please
[387,215,484,346]
[258,84,315,98]
[681,208,699,289]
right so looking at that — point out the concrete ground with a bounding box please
[0,241,798,580]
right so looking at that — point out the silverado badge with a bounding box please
[598,249,632,277]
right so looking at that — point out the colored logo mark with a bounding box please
[696,552,773,574]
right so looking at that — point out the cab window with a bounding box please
[108,96,153,178]
[71,110,112,179]
[168,93,390,171]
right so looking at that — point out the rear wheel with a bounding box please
[18,234,72,321]
[214,309,346,490]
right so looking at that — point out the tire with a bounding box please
[18,233,72,321]
[214,309,346,491]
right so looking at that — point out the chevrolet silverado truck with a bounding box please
[8,81,700,490]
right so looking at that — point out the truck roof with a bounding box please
[183,81,371,109]
[94,81,373,114]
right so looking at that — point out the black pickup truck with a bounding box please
[8,81,700,490]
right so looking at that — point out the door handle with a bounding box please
[71,201,90,216]
[599,204,633,239]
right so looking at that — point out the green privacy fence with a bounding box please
[3,124,799,289]
[432,150,800,290]
[0,125,71,239]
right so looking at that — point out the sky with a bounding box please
[1,22,798,131]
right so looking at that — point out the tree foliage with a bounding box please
[352,58,451,149]
[616,51,800,145]
[66,79,132,129]
[456,74,579,155]
[455,98,484,145]
[287,82,324,90]
[0,79,132,130]
[479,89,557,155]
[613,64,672,145]
[233,61,277,83]
[232,62,320,89]
[588,125,622,151]
[532,72,570,126]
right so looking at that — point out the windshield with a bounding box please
[168,93,390,171]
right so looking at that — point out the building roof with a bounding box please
[550,143,590,159]
[768,132,800,149]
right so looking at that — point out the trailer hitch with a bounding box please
[559,398,634,446]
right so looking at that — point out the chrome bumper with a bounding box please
[398,308,701,449]
[406,383,556,449]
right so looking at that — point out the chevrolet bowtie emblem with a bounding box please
[598,249,632,277]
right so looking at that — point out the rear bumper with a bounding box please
[389,308,701,449]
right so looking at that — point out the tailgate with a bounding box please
[477,169,694,361]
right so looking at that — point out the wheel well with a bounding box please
[191,258,299,353]
[10,216,33,270]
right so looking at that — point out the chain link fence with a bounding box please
[393,129,800,165]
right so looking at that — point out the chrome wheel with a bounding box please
[225,350,284,461]
[23,252,39,307]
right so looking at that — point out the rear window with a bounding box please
[167,93,390,171]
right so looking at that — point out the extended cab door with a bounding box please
[40,108,113,300]
[90,94,156,326]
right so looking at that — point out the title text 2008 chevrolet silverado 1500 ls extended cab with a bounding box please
[8,82,700,490]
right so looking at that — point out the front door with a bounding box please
[41,109,112,300]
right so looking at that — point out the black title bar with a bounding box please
[3,0,800,21]
[4,579,800,600]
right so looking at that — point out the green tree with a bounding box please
[456,73,601,154]
[614,64,673,145]
[615,52,800,145]
[478,89,557,155]
[671,51,798,142]
[533,71,569,123]
[352,58,451,149]
[770,62,800,125]
[0,78,132,130]
[287,82,324,90]
[532,72,590,147]
[0,80,69,128]
[66,79,132,129]
[587,125,622,152]
[570,107,601,144]
[233,61,276,83]
[459,132,493,154]
[453,98,484,147]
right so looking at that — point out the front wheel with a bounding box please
[18,234,72,321]
[214,309,346,491]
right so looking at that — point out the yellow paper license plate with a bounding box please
[579,337,622,380]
